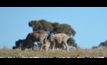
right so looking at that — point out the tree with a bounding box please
[29,19,53,32]
[28,19,76,47]
[67,37,78,48]
[39,20,53,31]
[57,24,76,36]
[12,39,37,50]
[12,39,25,49]
[52,22,60,34]
[99,40,107,48]
[29,19,76,37]
[92,46,98,49]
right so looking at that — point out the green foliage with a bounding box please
[92,46,98,49]
[28,19,76,36]
[33,21,43,31]
[52,23,76,36]
[57,24,75,36]
[29,19,53,31]
[39,20,53,31]
[99,40,107,47]
[67,37,77,48]
[52,22,60,33]
[13,39,36,50]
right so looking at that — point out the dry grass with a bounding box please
[0,47,107,58]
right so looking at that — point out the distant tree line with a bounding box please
[92,40,107,49]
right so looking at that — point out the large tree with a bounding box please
[29,19,76,36]
[28,19,77,46]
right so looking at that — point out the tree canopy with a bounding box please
[29,20,53,31]
[67,37,77,48]
[28,19,76,36]
[99,40,107,48]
